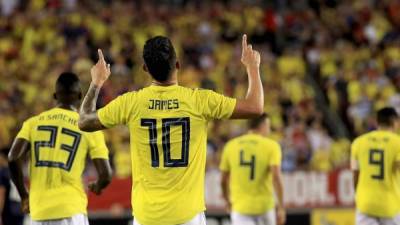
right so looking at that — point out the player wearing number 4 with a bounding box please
[220,113,285,225]
[351,107,400,225]
[78,34,263,225]
[8,73,112,225]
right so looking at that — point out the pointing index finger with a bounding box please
[242,34,247,50]
[98,49,106,64]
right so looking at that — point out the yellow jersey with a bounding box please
[351,130,400,217]
[16,108,109,220]
[219,133,281,215]
[97,85,236,225]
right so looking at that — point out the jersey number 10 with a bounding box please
[141,117,190,168]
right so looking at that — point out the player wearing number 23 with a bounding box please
[8,73,112,225]
[78,34,264,225]
[351,107,400,225]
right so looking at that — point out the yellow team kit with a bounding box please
[16,108,109,220]
[220,133,281,215]
[98,85,236,224]
[351,130,400,217]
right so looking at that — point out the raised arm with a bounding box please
[230,35,264,119]
[78,49,111,132]
[8,138,30,214]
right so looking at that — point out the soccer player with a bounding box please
[78,34,263,225]
[8,72,112,225]
[351,107,400,225]
[219,113,285,225]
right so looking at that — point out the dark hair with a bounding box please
[56,72,80,93]
[248,113,269,129]
[0,148,8,158]
[143,36,177,82]
[377,107,398,127]
[55,72,81,104]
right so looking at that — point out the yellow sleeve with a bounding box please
[219,142,232,172]
[396,150,400,162]
[351,138,359,170]
[198,90,236,120]
[87,131,109,159]
[97,92,136,128]
[16,118,33,141]
[269,142,282,166]
[396,139,400,162]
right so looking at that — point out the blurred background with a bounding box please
[1,0,400,224]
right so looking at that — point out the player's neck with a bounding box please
[151,80,178,86]
[151,73,178,86]
[248,130,266,136]
[56,103,78,112]
[377,126,394,132]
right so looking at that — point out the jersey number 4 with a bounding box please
[240,150,256,180]
[369,149,384,180]
[141,117,190,167]
[34,126,81,171]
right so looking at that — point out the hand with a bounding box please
[21,197,29,214]
[241,34,261,69]
[276,206,286,225]
[88,182,103,195]
[91,49,111,87]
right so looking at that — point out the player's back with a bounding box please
[98,85,236,224]
[220,133,281,215]
[16,108,107,220]
[352,130,400,217]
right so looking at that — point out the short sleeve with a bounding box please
[199,90,236,120]
[350,139,359,170]
[16,119,32,141]
[97,92,136,128]
[269,142,282,166]
[396,141,400,162]
[219,142,232,172]
[87,131,109,159]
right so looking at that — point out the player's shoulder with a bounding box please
[176,86,210,96]
[386,131,400,143]
[259,136,280,149]
[355,130,400,143]
[225,136,239,146]
[186,87,220,97]
[83,130,105,139]
[118,90,139,98]
[353,130,379,143]
[224,135,243,150]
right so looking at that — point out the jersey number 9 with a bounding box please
[369,149,384,180]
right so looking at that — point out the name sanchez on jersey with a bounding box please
[38,113,78,126]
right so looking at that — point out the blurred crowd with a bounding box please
[1,0,400,175]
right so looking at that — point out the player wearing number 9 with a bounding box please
[78,34,264,225]
[351,107,400,225]
[8,73,112,225]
